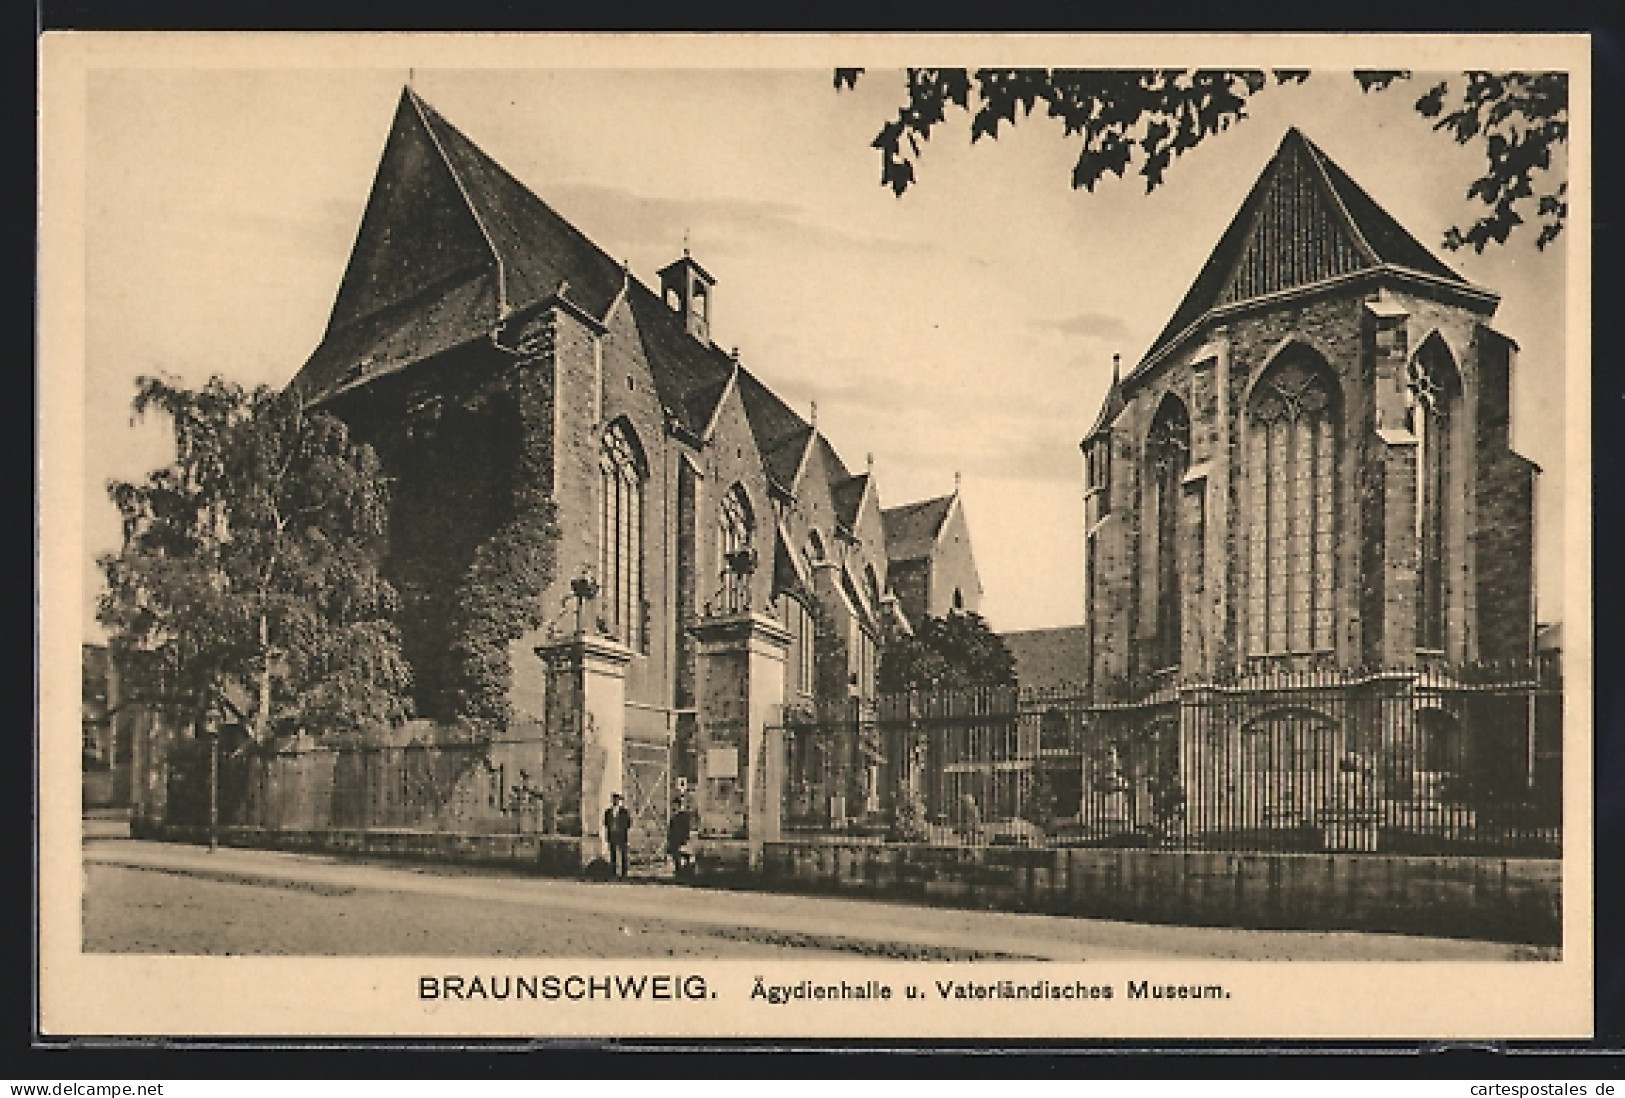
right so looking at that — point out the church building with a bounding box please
[288,88,981,862]
[1073,129,1543,849]
[1081,128,1537,691]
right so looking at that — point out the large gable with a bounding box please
[292,87,877,509]
[622,281,736,436]
[413,93,626,320]
[735,368,814,491]
[883,494,955,563]
[1137,128,1482,374]
[294,88,628,401]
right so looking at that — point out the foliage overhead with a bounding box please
[834,67,1568,252]
[98,374,413,741]
[878,609,1017,693]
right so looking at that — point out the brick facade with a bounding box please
[277,88,983,855]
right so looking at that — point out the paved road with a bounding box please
[82,839,1552,960]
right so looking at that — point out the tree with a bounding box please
[878,609,1017,693]
[834,68,1567,252]
[98,374,413,743]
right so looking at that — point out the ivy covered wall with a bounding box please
[325,327,560,734]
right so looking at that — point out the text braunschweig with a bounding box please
[419,974,709,1001]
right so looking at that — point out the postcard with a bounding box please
[38,31,1593,1039]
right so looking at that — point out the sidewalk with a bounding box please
[83,839,1549,961]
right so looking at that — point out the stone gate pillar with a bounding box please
[536,632,632,868]
[691,611,791,868]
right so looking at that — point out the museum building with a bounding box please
[283,87,981,862]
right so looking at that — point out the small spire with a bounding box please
[954,470,962,493]
[683,228,691,258]
[408,67,414,88]
[730,346,740,362]
[1111,352,1121,383]
[866,452,874,474]
[810,400,818,428]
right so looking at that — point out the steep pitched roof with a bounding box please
[294,88,628,400]
[812,433,852,485]
[293,89,881,500]
[622,280,736,435]
[882,493,955,563]
[1136,128,1476,374]
[832,473,870,530]
[410,89,627,320]
[1083,355,1125,443]
[1002,626,1091,692]
[734,368,813,490]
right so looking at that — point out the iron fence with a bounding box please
[777,663,1562,856]
[163,735,565,836]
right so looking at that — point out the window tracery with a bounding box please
[599,421,646,648]
[1407,343,1460,652]
[718,483,754,613]
[1245,357,1339,656]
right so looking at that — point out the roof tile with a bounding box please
[1136,128,1471,373]
[882,494,954,562]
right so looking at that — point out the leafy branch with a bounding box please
[835,67,1568,251]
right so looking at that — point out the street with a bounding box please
[82,839,1553,960]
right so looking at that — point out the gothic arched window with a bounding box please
[718,483,754,613]
[599,420,646,648]
[1408,339,1462,652]
[1146,395,1191,672]
[1245,355,1340,657]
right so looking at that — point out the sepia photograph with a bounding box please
[39,32,1592,1039]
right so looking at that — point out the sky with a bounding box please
[78,63,1570,639]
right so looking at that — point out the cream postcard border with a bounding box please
[37,30,1594,1040]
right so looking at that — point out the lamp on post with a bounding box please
[205,718,219,853]
[721,546,758,614]
[568,568,601,636]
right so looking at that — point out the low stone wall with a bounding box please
[751,841,1562,944]
[147,823,582,876]
[132,823,1559,944]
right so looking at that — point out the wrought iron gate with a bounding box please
[622,737,671,866]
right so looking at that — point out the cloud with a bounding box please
[1031,310,1133,344]
[542,182,933,264]
[811,370,1088,488]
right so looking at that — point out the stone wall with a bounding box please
[139,825,1559,944]
[744,840,1561,944]
[147,823,583,876]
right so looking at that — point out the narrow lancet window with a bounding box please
[599,420,646,648]
[1245,356,1340,657]
[1146,396,1191,671]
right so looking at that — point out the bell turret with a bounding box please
[657,249,716,344]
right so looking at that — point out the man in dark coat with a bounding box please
[603,792,632,878]
[666,803,694,879]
